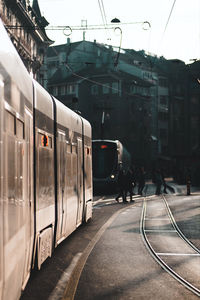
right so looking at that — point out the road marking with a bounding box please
[157,253,200,256]
[145,218,170,221]
[48,253,82,300]
[145,230,176,232]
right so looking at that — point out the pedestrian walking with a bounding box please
[161,168,167,193]
[124,168,135,202]
[186,167,191,195]
[154,168,163,195]
[115,168,127,203]
[131,165,137,195]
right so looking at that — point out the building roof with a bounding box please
[47,41,82,57]
[32,0,42,18]
[31,0,53,44]
[46,39,157,87]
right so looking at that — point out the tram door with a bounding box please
[57,132,66,238]
[22,108,34,287]
[0,75,3,300]
[2,94,33,298]
[76,139,84,226]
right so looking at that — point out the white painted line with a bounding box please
[145,218,170,221]
[145,230,176,232]
[48,252,82,300]
[157,253,200,256]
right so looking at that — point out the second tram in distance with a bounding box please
[92,139,131,193]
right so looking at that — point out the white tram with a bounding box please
[0,19,93,300]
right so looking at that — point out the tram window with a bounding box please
[16,119,24,139]
[38,133,42,146]
[6,110,15,134]
[66,144,71,153]
[48,136,52,148]
[72,145,77,153]
[7,135,15,200]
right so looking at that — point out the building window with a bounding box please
[160,128,167,138]
[160,95,168,105]
[53,86,58,96]
[67,84,76,94]
[102,84,109,94]
[91,85,98,95]
[130,85,137,94]
[142,87,150,96]
[112,82,118,94]
[130,85,147,96]
[159,78,168,87]
[61,85,66,95]
[158,112,168,121]
[150,87,156,96]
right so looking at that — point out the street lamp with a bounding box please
[111,18,121,23]
[111,18,122,67]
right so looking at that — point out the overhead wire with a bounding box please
[100,0,108,25]
[159,0,177,51]
[64,62,123,94]
[162,0,177,39]
[62,62,154,101]
[45,0,152,96]
[148,0,177,70]
[97,0,111,41]
[98,0,107,27]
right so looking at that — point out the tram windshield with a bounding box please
[92,142,117,178]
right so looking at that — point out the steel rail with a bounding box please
[162,195,200,254]
[140,197,200,297]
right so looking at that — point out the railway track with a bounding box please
[140,195,200,297]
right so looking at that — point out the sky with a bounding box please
[37,0,200,64]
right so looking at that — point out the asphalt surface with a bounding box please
[74,184,200,300]
[21,182,200,300]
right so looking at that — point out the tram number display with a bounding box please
[41,134,48,147]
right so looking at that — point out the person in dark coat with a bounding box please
[137,167,145,196]
[154,168,163,195]
[131,165,137,195]
[161,168,167,193]
[115,168,127,203]
[124,168,135,202]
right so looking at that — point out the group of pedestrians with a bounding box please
[115,165,167,203]
[115,165,146,203]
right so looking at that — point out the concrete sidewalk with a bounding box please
[166,180,200,195]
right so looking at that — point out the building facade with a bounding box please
[0,0,53,84]
[45,40,161,168]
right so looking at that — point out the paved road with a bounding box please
[21,182,200,300]
[74,192,200,300]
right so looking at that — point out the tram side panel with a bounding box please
[33,81,55,269]
[0,19,34,300]
[82,119,93,222]
[0,17,93,300]
[54,99,91,244]
[54,99,78,244]
[0,74,4,300]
